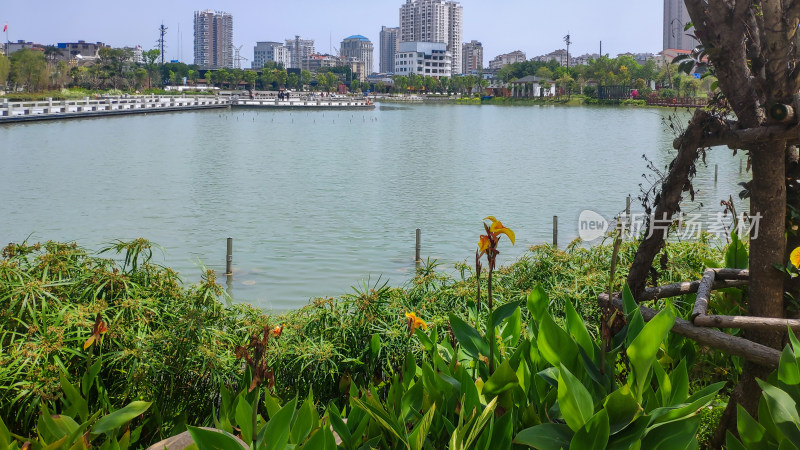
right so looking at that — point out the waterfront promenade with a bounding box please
[0,94,373,123]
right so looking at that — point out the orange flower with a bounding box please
[484,216,515,245]
[791,247,800,268]
[405,312,428,335]
[83,313,108,350]
[270,324,283,338]
[478,235,491,255]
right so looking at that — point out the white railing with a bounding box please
[0,95,230,118]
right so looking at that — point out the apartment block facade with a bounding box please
[340,35,374,76]
[379,26,400,73]
[399,0,463,74]
[194,10,233,69]
[253,41,289,69]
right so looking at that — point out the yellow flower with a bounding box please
[484,216,515,245]
[478,235,491,255]
[791,247,800,268]
[405,312,428,335]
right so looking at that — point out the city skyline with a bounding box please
[1,0,664,72]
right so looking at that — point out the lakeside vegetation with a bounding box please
[0,233,755,447]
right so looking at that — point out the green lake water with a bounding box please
[0,103,749,310]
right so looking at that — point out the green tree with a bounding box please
[392,75,408,94]
[350,78,360,93]
[300,70,312,91]
[274,69,287,88]
[244,70,257,90]
[98,47,133,89]
[325,72,338,92]
[134,68,148,90]
[287,73,299,90]
[10,49,49,92]
[0,54,11,89]
[142,49,160,89]
[375,80,386,93]
[259,70,274,90]
[42,46,63,63]
[535,67,553,81]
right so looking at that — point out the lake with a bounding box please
[0,103,749,311]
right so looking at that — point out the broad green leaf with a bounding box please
[415,327,434,352]
[234,392,253,444]
[60,372,89,422]
[725,431,748,450]
[558,363,595,432]
[757,379,800,443]
[0,415,10,450]
[527,285,549,322]
[92,401,151,436]
[463,396,498,449]
[351,396,406,444]
[262,394,282,419]
[622,284,637,317]
[326,405,351,450]
[302,426,337,450]
[491,301,522,328]
[449,313,490,359]
[725,232,748,269]
[370,333,381,356]
[187,426,245,450]
[641,415,700,450]
[290,394,317,444]
[538,314,579,371]
[668,360,689,405]
[603,385,642,435]
[652,361,671,408]
[408,404,435,450]
[401,380,424,420]
[627,307,675,401]
[736,404,768,448]
[759,394,781,441]
[779,345,800,385]
[82,358,103,398]
[606,416,648,450]
[483,360,520,396]
[490,411,514,450]
[500,306,522,346]
[261,396,297,450]
[565,299,594,360]
[649,381,724,425]
[514,423,572,450]
[788,328,800,360]
[570,409,610,450]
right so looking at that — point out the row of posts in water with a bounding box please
[222,162,741,272]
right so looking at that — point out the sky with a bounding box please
[1,1,664,71]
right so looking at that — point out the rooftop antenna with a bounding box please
[158,23,168,65]
[563,32,572,67]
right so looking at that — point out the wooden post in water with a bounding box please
[715,164,718,183]
[740,159,743,174]
[225,238,233,276]
[553,216,558,248]
[415,229,421,262]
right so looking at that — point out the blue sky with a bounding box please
[2,1,663,69]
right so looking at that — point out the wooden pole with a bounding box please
[691,268,716,319]
[694,315,800,331]
[415,229,421,262]
[740,159,743,174]
[225,237,233,276]
[552,216,558,248]
[714,164,718,183]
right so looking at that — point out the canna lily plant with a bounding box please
[477,216,515,373]
[405,312,428,336]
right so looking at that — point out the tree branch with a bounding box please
[672,122,800,150]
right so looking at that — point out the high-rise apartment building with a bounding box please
[285,36,315,70]
[399,0,463,74]
[663,0,698,51]
[194,10,233,69]
[340,35,374,76]
[462,40,482,73]
[253,42,290,69]
[379,26,400,73]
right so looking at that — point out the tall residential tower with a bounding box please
[379,26,400,73]
[399,0,463,74]
[193,9,233,69]
[663,0,698,51]
[462,40,483,73]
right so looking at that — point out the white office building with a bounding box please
[253,41,289,69]
[399,0,463,74]
[394,41,452,78]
